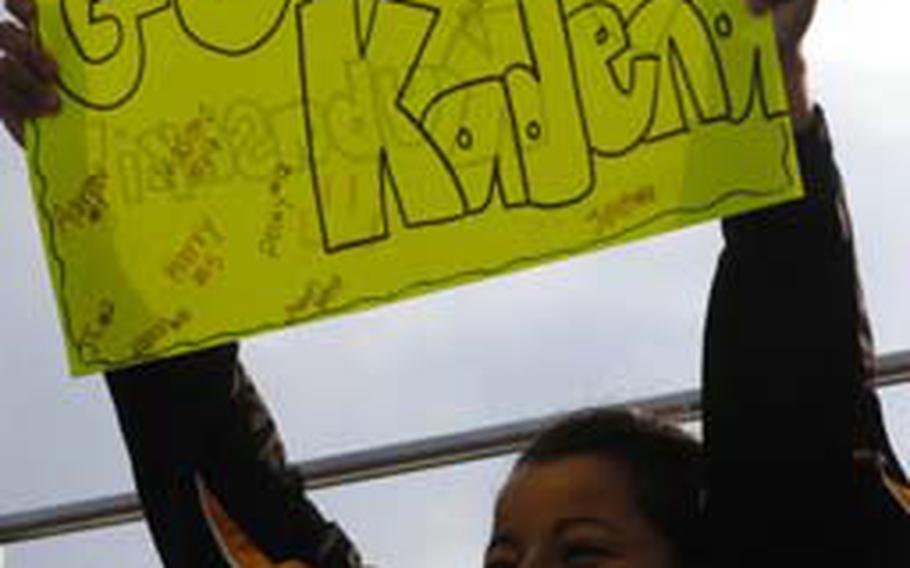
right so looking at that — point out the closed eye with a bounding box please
[562,544,618,566]
[485,534,519,568]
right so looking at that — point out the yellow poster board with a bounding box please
[27,0,802,376]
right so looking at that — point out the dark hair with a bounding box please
[517,408,704,565]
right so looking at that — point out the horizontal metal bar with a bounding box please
[876,350,910,388]
[1,350,908,546]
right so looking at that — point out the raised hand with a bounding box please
[749,0,818,57]
[747,0,819,128]
[0,0,59,147]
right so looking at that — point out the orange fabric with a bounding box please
[198,484,316,568]
[883,473,910,515]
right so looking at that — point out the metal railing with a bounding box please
[1,350,909,546]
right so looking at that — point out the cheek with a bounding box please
[625,534,680,568]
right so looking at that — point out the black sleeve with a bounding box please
[104,344,360,567]
[105,344,240,567]
[701,109,870,564]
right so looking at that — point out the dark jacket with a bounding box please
[703,108,910,566]
[105,347,359,567]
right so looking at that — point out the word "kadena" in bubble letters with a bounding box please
[29,0,801,375]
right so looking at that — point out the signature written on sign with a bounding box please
[131,308,193,357]
[285,274,343,320]
[53,171,109,234]
[164,216,226,287]
[586,185,657,235]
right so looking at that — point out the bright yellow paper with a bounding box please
[27,0,802,376]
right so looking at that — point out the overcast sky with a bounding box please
[2,1,909,566]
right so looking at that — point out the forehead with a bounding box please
[489,455,677,568]
[495,454,640,527]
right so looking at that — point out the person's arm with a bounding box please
[106,344,362,568]
[705,0,849,561]
[702,1,907,563]
[702,106,864,563]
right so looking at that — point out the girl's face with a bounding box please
[484,455,676,568]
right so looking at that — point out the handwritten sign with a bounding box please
[27,0,802,375]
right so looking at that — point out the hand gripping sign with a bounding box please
[26,0,802,375]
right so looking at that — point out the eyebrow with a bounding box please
[486,516,625,551]
[555,517,625,537]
